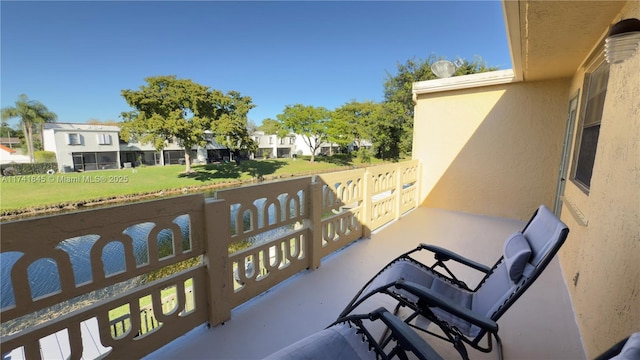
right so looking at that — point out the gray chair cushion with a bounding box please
[611,332,640,360]
[523,205,568,265]
[430,278,473,334]
[357,258,437,305]
[264,322,374,360]
[503,232,532,282]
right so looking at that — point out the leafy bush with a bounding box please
[0,162,58,175]
[34,151,57,163]
[357,148,372,164]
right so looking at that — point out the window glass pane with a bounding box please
[575,125,600,188]
[572,59,609,192]
[583,63,609,126]
[583,91,607,126]
[98,134,112,145]
[72,153,83,168]
[68,133,80,145]
[83,153,97,163]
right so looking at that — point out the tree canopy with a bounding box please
[86,119,121,126]
[258,118,288,137]
[382,55,498,158]
[277,104,330,162]
[329,100,378,150]
[368,101,410,161]
[1,94,57,162]
[120,75,255,172]
[212,91,257,164]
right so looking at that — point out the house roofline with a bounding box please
[412,69,518,99]
[0,144,16,154]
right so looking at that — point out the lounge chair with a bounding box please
[264,307,445,360]
[338,205,569,360]
[595,332,640,360]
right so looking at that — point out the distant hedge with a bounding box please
[1,162,58,176]
[34,151,57,163]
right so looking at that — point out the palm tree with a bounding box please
[1,94,57,163]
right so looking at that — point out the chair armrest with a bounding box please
[394,279,498,333]
[419,243,491,273]
[371,308,443,360]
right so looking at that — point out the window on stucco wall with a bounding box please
[572,56,610,193]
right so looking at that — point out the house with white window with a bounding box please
[3,2,639,359]
[252,131,297,158]
[44,123,233,171]
[43,123,121,172]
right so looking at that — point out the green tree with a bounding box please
[0,122,20,138]
[212,91,257,165]
[120,75,254,172]
[383,56,498,157]
[86,119,121,126]
[329,100,378,150]
[453,56,497,76]
[258,118,287,137]
[366,102,409,161]
[1,94,57,163]
[383,55,439,118]
[277,104,330,162]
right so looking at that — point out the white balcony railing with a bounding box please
[0,160,420,359]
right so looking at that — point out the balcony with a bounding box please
[145,207,585,360]
[0,160,584,359]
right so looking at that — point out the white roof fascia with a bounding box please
[44,123,121,132]
[412,69,518,97]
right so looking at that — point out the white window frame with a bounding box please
[571,52,610,193]
[68,133,81,145]
[97,133,112,145]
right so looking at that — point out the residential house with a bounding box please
[2,1,638,359]
[252,131,297,158]
[118,131,230,166]
[412,0,639,356]
[292,135,341,156]
[0,144,30,165]
[43,123,121,172]
[0,137,21,149]
[43,123,232,170]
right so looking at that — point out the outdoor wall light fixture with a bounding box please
[605,18,640,64]
[431,60,458,78]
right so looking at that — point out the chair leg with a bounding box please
[495,333,504,360]
[453,335,470,360]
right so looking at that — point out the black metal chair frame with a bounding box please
[330,307,444,360]
[339,207,570,360]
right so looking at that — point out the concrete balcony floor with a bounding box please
[145,207,585,360]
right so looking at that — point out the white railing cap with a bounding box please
[412,69,517,96]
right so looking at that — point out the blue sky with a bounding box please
[1,1,511,127]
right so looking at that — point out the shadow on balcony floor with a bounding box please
[144,207,585,360]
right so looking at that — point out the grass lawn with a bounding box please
[108,278,195,337]
[0,156,380,214]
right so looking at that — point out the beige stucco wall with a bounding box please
[558,2,640,357]
[413,78,571,220]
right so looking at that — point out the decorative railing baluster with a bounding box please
[1,161,419,359]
